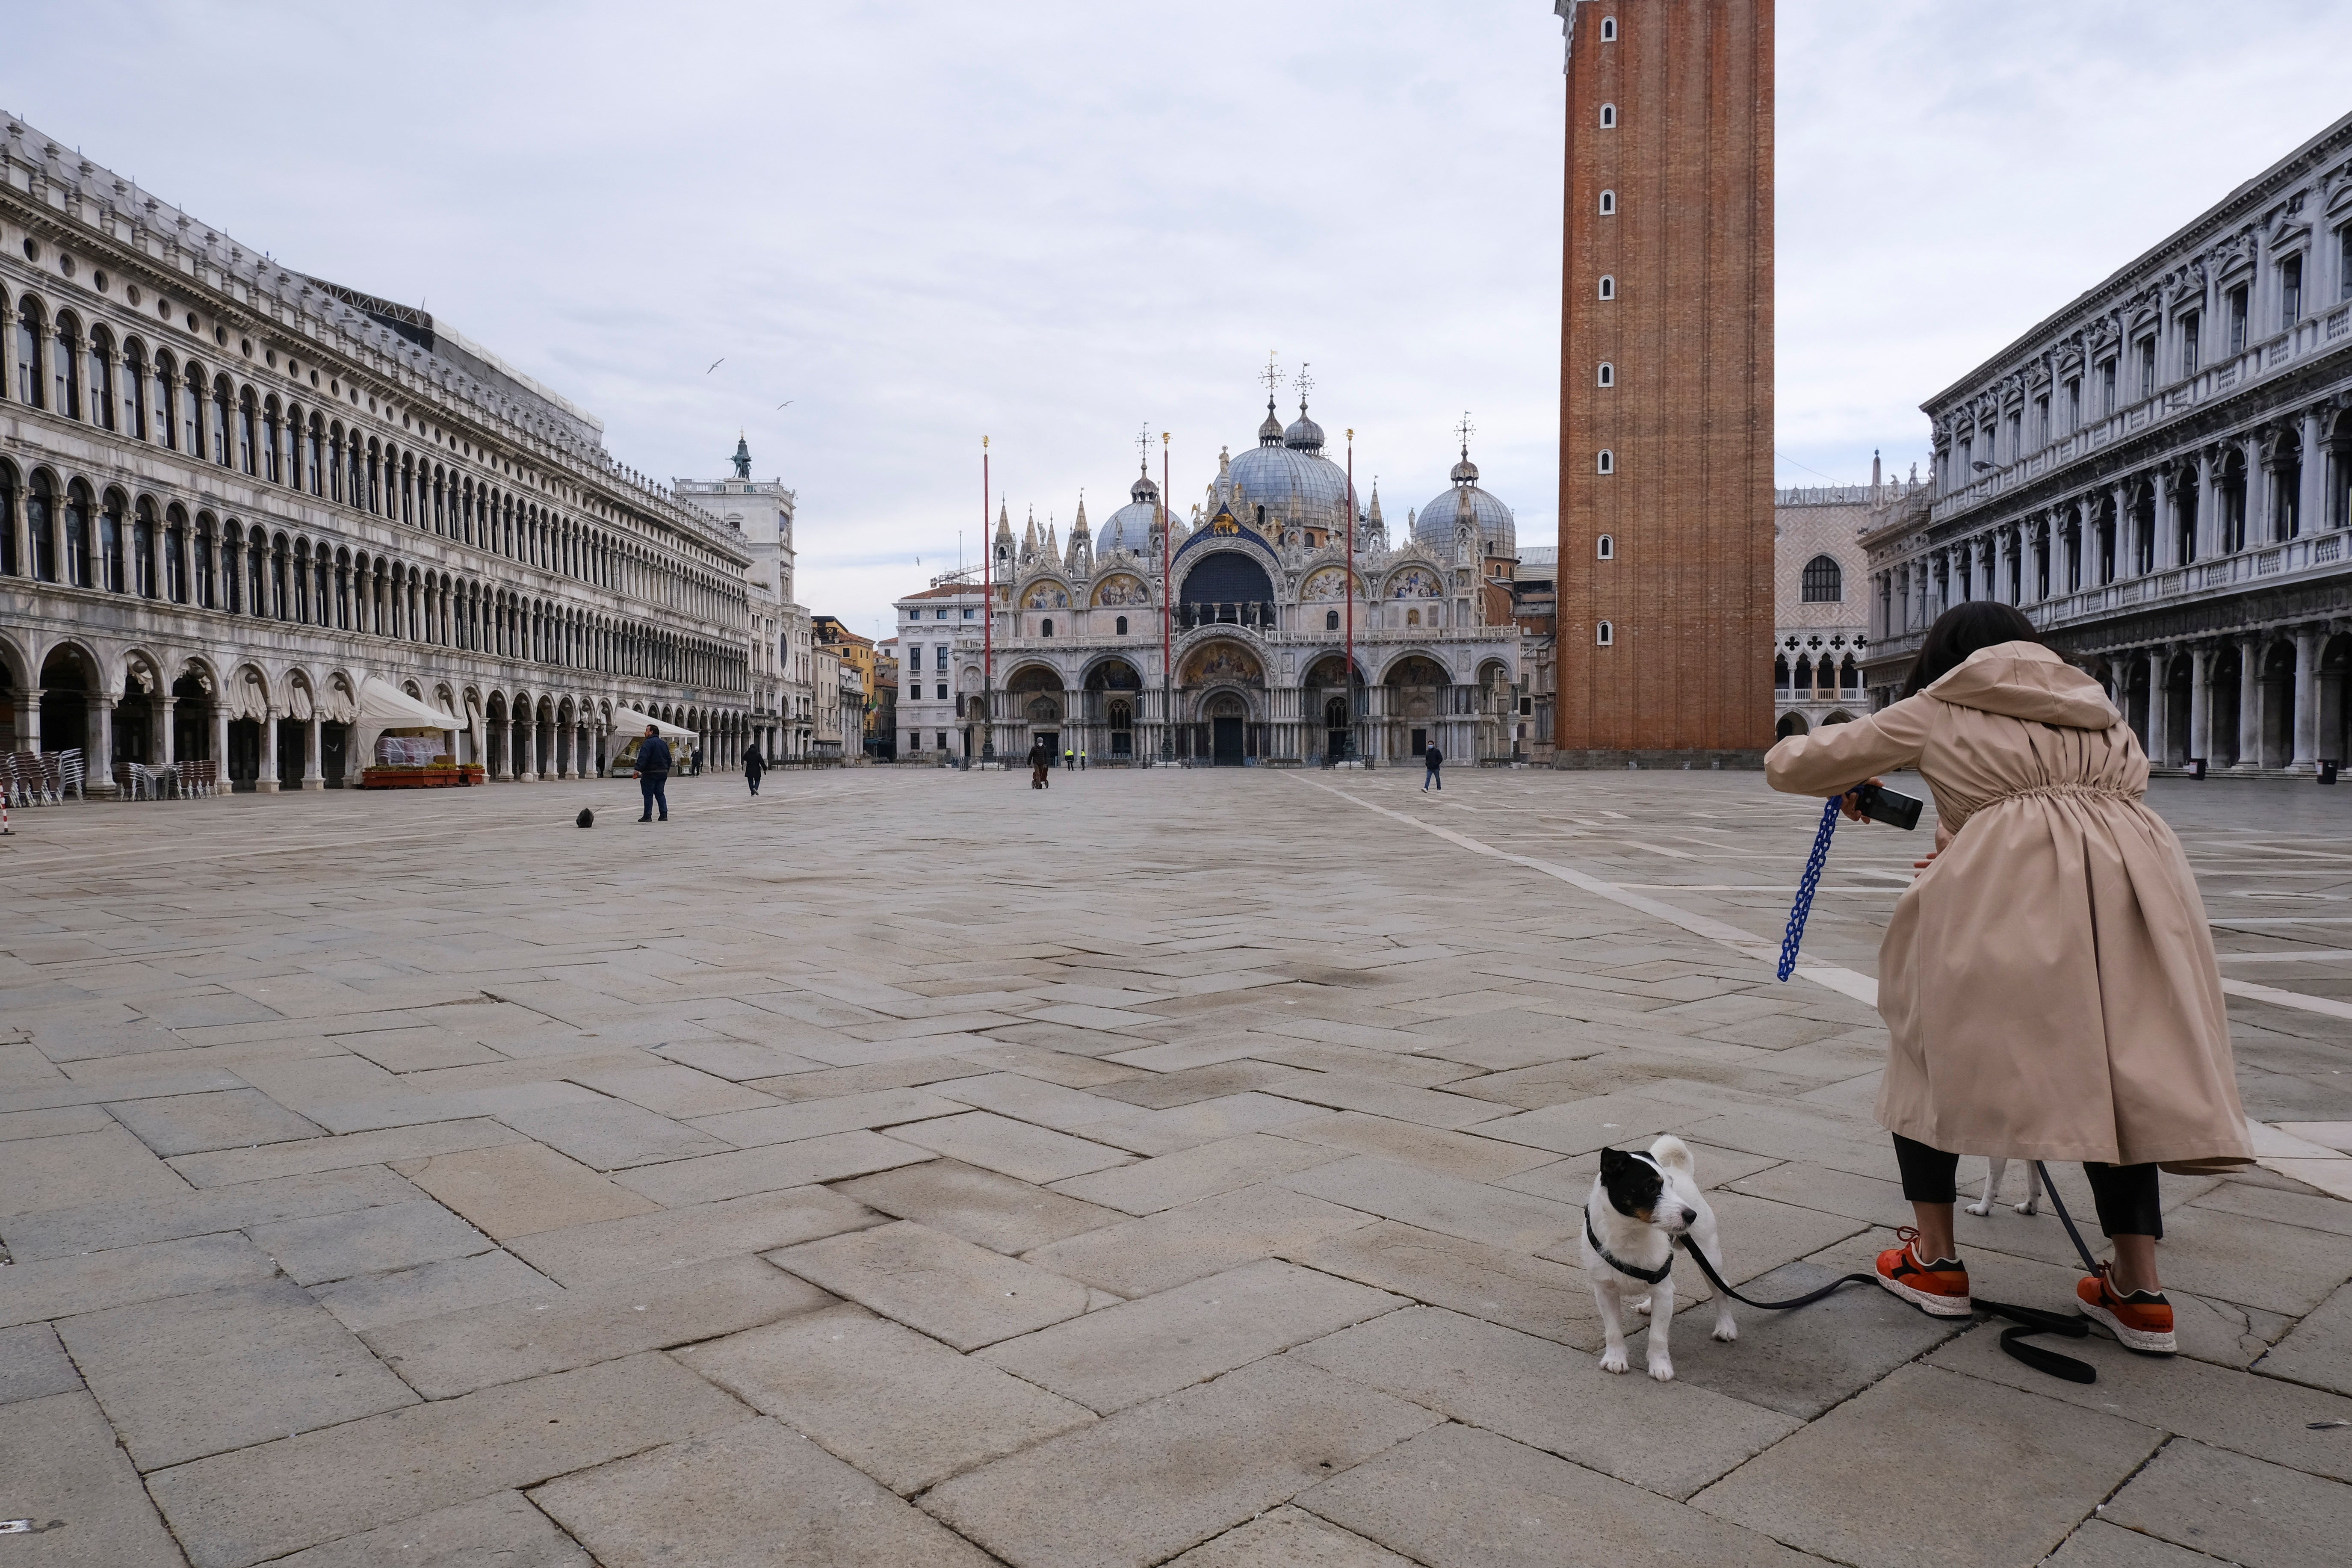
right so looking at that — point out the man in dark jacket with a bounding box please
[743,742,764,797]
[634,726,673,821]
[1423,740,1442,792]
[1028,737,1052,789]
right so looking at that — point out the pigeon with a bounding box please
[575,808,594,829]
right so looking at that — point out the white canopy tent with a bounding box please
[609,706,697,743]
[358,676,461,732]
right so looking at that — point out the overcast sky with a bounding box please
[7,2,2351,637]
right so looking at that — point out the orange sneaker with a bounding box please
[1876,1228,1971,1317]
[2077,1267,2175,1354]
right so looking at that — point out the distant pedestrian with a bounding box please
[690,745,704,777]
[1028,737,1053,789]
[633,726,672,822]
[1079,748,1088,771]
[743,742,764,797]
[1423,741,1442,791]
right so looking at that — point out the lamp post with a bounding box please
[981,436,994,762]
[1160,430,1175,764]
[1345,427,1357,762]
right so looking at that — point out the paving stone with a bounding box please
[922,1357,1442,1568]
[833,1157,1125,1253]
[496,1097,728,1170]
[0,1391,188,1566]
[888,1108,1137,1183]
[58,1276,418,1470]
[0,1122,191,1215]
[1,1163,419,1261]
[1250,1070,1505,1130]
[1092,1058,1309,1106]
[681,1301,1096,1494]
[2190,1177,2352,1239]
[504,1182,878,1285]
[1927,1314,2352,1481]
[2130,1204,2352,1317]
[363,1251,829,1397]
[1726,1158,1918,1229]
[310,1249,561,1332]
[1290,1219,1603,1347]
[1453,1090,1697,1158]
[688,1085,971,1147]
[565,1060,779,1116]
[1692,1363,2163,1568]
[2260,1276,2352,1395]
[1097,1092,1340,1156]
[1497,1139,1786,1202]
[1281,1155,1584,1252]
[250,1197,492,1285]
[1166,1506,1417,1568]
[984,1259,1406,1413]
[394,1140,661,1238]
[951,1040,1151,1088]
[164,1117,526,1187]
[1294,1304,1799,1498]
[263,1491,592,1568]
[1280,1110,1563,1181]
[0,1104,115,1141]
[771,1217,1089,1349]
[0,1322,81,1403]
[2042,1518,2229,1568]
[1300,1421,1822,1568]
[146,1352,752,1568]
[1050,1133,1347,1214]
[655,1038,831,1081]
[106,1087,328,1156]
[0,1231,277,1328]
[533,1416,998,1567]
[1026,1182,1378,1297]
[1622,1260,1966,1419]
[2099,1440,2352,1568]
[611,1127,934,1205]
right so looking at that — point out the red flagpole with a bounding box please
[981,437,992,761]
[1345,429,1356,761]
[1160,431,1172,765]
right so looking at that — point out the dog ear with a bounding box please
[1597,1147,1623,1171]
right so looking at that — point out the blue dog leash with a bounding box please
[1776,796,1842,981]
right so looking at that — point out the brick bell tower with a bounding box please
[1550,0,1775,765]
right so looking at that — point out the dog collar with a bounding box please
[1585,1211,1675,1285]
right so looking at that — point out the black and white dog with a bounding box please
[1581,1137,1736,1381]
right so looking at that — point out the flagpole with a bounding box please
[1345,428,1356,763]
[981,437,994,762]
[1159,431,1174,765]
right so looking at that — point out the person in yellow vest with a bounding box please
[1078,747,1088,771]
[1063,746,1074,771]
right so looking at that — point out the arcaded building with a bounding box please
[1549,0,1776,765]
[1771,459,1927,738]
[0,115,763,793]
[1863,110,2352,773]
[897,383,1527,766]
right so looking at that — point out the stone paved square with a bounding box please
[2,766,2349,1565]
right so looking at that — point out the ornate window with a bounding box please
[2281,254,2303,329]
[87,327,114,431]
[121,339,148,438]
[14,297,43,408]
[53,311,80,418]
[1325,609,1339,630]
[1800,555,1843,602]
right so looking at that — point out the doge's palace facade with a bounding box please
[0,114,759,794]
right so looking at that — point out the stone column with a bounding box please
[254,706,279,794]
[2246,431,2271,547]
[2188,647,2213,764]
[12,688,35,754]
[2154,469,2178,570]
[88,694,117,798]
[2141,648,2166,762]
[2237,637,2262,769]
[210,703,228,780]
[2292,627,2320,772]
[302,711,325,790]
[2195,450,2218,559]
[527,718,543,782]
[2300,409,2326,540]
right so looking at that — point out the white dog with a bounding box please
[1580,1136,1736,1382]
[1965,1156,2042,1217]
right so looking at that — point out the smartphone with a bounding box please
[1855,782,1924,832]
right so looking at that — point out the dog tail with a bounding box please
[1648,1134,1694,1174]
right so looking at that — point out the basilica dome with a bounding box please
[1414,449,1516,557]
[1096,470,1167,557]
[1225,397,1354,531]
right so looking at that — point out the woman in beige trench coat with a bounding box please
[1766,603,2249,1354]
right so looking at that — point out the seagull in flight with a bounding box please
[705,357,724,374]
[776,399,794,410]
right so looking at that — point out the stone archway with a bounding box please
[38,644,98,760]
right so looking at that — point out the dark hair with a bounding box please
[1903,602,2048,698]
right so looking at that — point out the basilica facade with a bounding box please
[0,115,774,795]
[897,388,1530,766]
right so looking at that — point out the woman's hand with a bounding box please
[1838,777,1885,823]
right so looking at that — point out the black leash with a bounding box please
[1661,1158,2098,1384]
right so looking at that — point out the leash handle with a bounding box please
[1777,796,1842,981]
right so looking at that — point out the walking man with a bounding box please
[743,740,764,797]
[690,744,704,777]
[1423,738,1442,792]
[634,726,673,821]
[1078,747,1088,771]
[1029,736,1053,789]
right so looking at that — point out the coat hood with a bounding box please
[1925,641,2119,729]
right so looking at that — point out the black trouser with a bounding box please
[638,773,669,820]
[1892,1133,2161,1239]
[745,767,761,795]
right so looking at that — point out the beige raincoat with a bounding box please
[1765,641,2250,1172]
